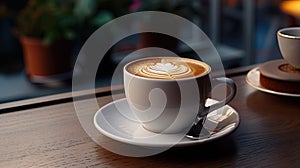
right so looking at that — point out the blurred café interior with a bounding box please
[0,0,299,103]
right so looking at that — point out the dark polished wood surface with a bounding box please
[0,66,299,167]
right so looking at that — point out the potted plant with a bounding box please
[15,0,79,85]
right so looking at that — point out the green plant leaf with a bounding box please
[74,0,97,21]
[92,11,113,26]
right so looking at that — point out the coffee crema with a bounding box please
[126,57,209,79]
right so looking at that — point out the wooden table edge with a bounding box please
[0,85,123,113]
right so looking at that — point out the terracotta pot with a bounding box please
[20,37,73,84]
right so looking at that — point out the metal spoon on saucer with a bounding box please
[186,108,236,140]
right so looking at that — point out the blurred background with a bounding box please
[0,0,299,103]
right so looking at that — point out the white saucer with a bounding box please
[94,98,240,148]
[246,67,300,97]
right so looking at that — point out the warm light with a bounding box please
[280,0,300,17]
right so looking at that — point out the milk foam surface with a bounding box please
[126,57,208,79]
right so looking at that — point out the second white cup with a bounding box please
[277,27,300,69]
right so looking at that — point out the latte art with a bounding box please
[126,57,209,79]
[139,62,193,79]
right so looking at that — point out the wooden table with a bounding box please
[0,66,299,167]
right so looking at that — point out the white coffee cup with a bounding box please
[277,27,300,69]
[123,57,236,134]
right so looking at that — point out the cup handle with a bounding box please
[198,77,237,120]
